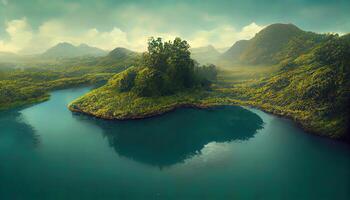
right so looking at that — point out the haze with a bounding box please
[1,0,349,54]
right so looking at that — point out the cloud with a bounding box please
[0,17,265,54]
[238,22,265,39]
[14,20,131,53]
[189,22,265,48]
[0,18,32,52]
[83,27,129,50]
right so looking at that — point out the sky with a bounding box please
[0,0,349,54]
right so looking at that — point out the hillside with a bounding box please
[68,67,214,120]
[222,23,328,66]
[97,47,140,67]
[219,33,350,140]
[41,42,107,58]
[190,45,221,64]
[221,40,249,63]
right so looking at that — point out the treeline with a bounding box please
[116,37,218,97]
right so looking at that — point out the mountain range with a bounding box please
[41,42,108,58]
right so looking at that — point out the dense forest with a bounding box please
[115,37,218,97]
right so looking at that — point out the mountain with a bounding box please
[219,24,350,139]
[41,42,107,58]
[230,33,350,139]
[216,47,231,53]
[222,23,327,66]
[97,47,140,67]
[221,40,249,62]
[190,45,221,64]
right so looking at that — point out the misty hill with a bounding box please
[221,40,249,62]
[222,23,328,65]
[97,47,140,67]
[190,45,221,64]
[41,42,107,58]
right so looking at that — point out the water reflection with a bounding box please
[0,109,39,156]
[75,106,264,167]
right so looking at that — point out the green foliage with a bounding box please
[134,37,217,96]
[217,34,350,139]
[314,35,350,67]
[0,68,113,110]
[141,37,196,94]
[68,81,214,120]
[195,64,218,87]
[68,38,219,123]
[117,68,137,92]
[133,68,162,97]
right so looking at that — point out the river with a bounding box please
[0,87,349,199]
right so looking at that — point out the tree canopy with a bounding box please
[117,37,217,97]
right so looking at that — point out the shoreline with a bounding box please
[68,99,349,142]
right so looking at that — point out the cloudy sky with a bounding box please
[0,0,349,54]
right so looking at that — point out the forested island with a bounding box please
[1,24,350,141]
[68,37,219,119]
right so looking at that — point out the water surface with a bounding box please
[0,87,349,199]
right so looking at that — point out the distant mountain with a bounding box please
[42,42,107,58]
[221,40,249,62]
[97,47,140,67]
[222,23,327,65]
[190,45,221,64]
[216,47,231,53]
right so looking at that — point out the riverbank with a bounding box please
[68,86,348,141]
[0,95,50,111]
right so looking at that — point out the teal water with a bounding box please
[0,87,349,200]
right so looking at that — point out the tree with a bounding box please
[118,69,137,92]
[133,37,218,97]
[133,68,162,97]
[195,64,218,88]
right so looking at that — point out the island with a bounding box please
[68,37,220,119]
